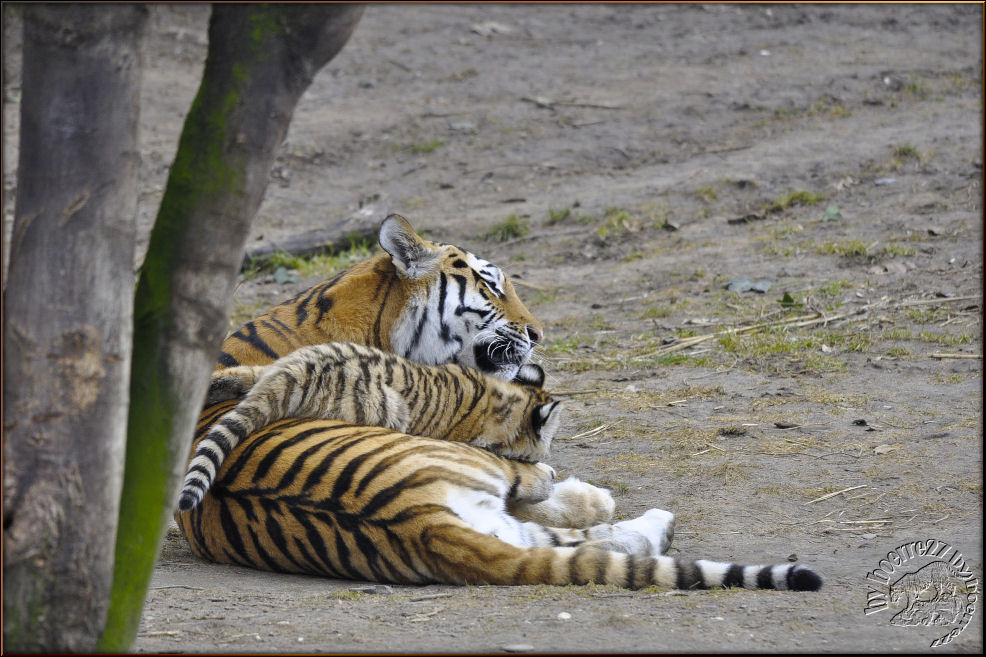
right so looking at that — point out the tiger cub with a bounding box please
[177,342,561,512]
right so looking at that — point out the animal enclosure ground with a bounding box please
[2,3,982,653]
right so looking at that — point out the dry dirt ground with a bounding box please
[3,3,984,654]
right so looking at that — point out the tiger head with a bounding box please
[460,362,562,464]
[379,214,543,382]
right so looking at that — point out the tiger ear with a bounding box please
[531,400,563,440]
[378,214,441,279]
[513,364,545,388]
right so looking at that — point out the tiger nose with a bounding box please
[526,325,542,344]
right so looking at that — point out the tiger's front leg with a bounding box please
[502,460,556,504]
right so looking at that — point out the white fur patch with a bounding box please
[446,489,529,547]
[613,508,675,556]
[695,559,731,587]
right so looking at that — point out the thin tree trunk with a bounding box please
[2,5,146,652]
[98,5,363,651]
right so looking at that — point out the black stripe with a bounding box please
[293,285,321,324]
[229,322,279,361]
[316,433,398,498]
[260,319,288,341]
[197,444,223,472]
[676,560,703,590]
[370,261,398,347]
[264,505,307,573]
[217,351,240,367]
[625,554,638,589]
[722,563,745,588]
[221,419,309,484]
[251,426,334,483]
[757,566,775,589]
[245,519,283,572]
[507,474,521,500]
[406,303,430,355]
[218,496,249,565]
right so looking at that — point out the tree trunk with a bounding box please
[98,5,363,651]
[2,5,146,652]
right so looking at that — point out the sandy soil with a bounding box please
[3,3,983,653]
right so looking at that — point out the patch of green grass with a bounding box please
[404,139,445,154]
[815,240,869,258]
[891,143,921,159]
[766,189,825,213]
[813,97,852,119]
[529,288,558,305]
[881,328,914,341]
[907,308,951,324]
[817,279,852,297]
[886,347,912,358]
[483,214,530,242]
[243,239,375,280]
[543,334,583,356]
[328,590,365,601]
[918,332,973,346]
[696,185,718,203]
[903,81,930,99]
[637,304,674,319]
[546,207,571,225]
[881,243,916,258]
[595,208,639,238]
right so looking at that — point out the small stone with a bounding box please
[874,177,896,186]
[557,612,572,620]
[502,644,535,653]
[726,277,752,292]
[349,584,394,595]
[861,533,877,540]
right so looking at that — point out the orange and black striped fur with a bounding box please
[217,214,543,380]
[176,413,823,591]
[178,343,560,511]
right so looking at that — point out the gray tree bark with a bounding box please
[2,5,147,652]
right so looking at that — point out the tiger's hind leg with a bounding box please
[519,508,675,557]
[206,365,269,405]
[508,476,617,529]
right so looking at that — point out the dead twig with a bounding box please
[930,352,981,360]
[804,484,868,505]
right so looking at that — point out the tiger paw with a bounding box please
[534,462,557,481]
[508,477,615,528]
[613,508,675,556]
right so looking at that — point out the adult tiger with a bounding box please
[176,411,822,591]
[217,214,542,381]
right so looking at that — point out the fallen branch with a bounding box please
[241,203,389,268]
[930,352,982,359]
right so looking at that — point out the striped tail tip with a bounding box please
[177,490,200,512]
[789,565,823,592]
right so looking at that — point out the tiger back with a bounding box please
[178,342,561,511]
